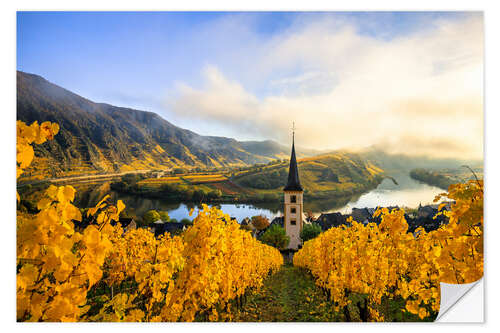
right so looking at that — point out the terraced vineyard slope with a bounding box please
[233,152,384,200]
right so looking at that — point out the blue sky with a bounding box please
[17,11,464,104]
[17,12,483,159]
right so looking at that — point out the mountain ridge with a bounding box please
[17,71,318,179]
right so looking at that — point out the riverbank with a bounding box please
[409,168,453,190]
[409,167,483,190]
[107,175,384,207]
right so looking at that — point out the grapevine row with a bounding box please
[16,120,283,322]
[294,179,483,321]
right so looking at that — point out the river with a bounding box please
[77,172,444,222]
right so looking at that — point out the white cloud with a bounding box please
[166,13,483,160]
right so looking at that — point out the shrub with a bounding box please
[143,210,161,224]
[159,211,170,222]
[122,173,140,186]
[300,223,322,242]
[250,215,270,231]
[259,224,290,250]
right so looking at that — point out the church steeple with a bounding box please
[283,122,304,250]
[284,124,303,191]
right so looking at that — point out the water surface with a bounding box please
[77,172,443,222]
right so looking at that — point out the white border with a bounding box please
[2,1,498,332]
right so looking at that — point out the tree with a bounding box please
[207,190,222,200]
[143,210,161,224]
[300,223,322,242]
[263,193,278,202]
[259,225,290,250]
[122,173,140,186]
[251,215,270,231]
[240,224,253,231]
[192,189,205,202]
[180,218,193,226]
[159,211,170,222]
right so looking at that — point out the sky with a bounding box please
[17,12,484,160]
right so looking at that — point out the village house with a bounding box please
[151,170,170,178]
[110,217,137,232]
[152,219,185,237]
[350,208,373,224]
[240,217,252,226]
[270,216,284,228]
[404,203,451,233]
[316,212,350,231]
[417,204,436,219]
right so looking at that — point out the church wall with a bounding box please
[284,191,303,250]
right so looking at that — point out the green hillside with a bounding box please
[234,152,385,200]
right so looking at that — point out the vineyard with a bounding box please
[16,120,283,322]
[137,176,183,188]
[294,179,483,321]
[137,174,229,189]
[182,174,228,184]
[16,120,483,322]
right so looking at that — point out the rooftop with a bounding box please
[284,133,303,192]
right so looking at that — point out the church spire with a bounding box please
[284,122,303,191]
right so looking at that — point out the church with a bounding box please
[283,130,305,250]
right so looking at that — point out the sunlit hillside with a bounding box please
[234,152,384,198]
[17,71,318,180]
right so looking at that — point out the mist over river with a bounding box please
[77,172,443,222]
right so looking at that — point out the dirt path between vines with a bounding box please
[232,265,340,322]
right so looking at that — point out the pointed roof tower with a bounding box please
[284,124,303,191]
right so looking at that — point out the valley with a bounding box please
[16,70,479,226]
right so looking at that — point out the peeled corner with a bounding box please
[436,277,484,322]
